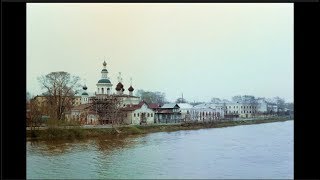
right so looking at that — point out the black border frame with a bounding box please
[1,1,319,179]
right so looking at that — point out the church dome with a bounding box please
[115,82,123,91]
[82,92,88,96]
[128,86,134,92]
[101,69,108,73]
[83,85,88,90]
[98,79,111,84]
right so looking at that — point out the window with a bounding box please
[250,111,251,113]
[138,113,140,117]
[147,113,150,117]
[134,113,136,117]
[151,113,153,117]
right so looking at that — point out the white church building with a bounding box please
[65,61,142,124]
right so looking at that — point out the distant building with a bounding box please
[32,95,81,107]
[156,103,181,123]
[177,103,193,120]
[122,101,155,125]
[256,98,268,113]
[225,102,257,118]
[190,103,224,122]
[65,61,141,125]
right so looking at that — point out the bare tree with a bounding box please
[28,99,42,131]
[274,97,286,112]
[175,97,187,103]
[135,89,167,105]
[90,95,126,126]
[37,71,81,120]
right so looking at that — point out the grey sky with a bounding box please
[27,3,293,102]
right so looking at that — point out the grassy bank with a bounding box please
[27,116,292,141]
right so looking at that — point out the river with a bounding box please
[27,120,293,179]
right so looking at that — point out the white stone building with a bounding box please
[66,61,141,124]
[177,103,193,120]
[190,103,225,122]
[122,101,155,125]
[256,98,268,113]
[225,102,258,118]
[96,61,113,95]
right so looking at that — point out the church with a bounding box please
[65,61,155,125]
[80,61,140,106]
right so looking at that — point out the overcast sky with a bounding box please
[27,3,293,103]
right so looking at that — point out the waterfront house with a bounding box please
[156,103,181,124]
[122,101,155,125]
[177,103,193,121]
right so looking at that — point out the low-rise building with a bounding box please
[190,103,224,122]
[177,103,193,121]
[156,103,181,124]
[122,101,155,125]
[225,102,258,118]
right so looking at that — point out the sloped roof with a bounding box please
[122,101,150,111]
[148,103,160,109]
[161,103,180,109]
[177,103,193,109]
[157,109,174,114]
[193,103,222,109]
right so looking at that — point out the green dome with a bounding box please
[98,79,111,84]
[82,92,88,96]
[101,69,108,72]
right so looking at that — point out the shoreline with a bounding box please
[27,117,293,141]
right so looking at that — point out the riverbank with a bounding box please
[27,116,292,141]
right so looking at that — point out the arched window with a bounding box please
[101,88,104,94]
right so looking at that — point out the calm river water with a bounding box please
[27,120,293,179]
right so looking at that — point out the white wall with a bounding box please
[126,104,155,125]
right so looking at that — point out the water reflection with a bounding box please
[28,134,149,156]
[27,121,293,179]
